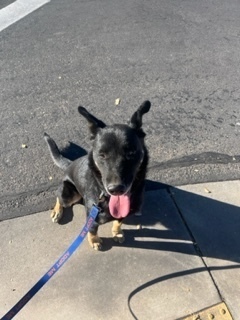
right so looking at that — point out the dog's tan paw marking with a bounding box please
[112,221,125,243]
[112,230,125,243]
[51,197,63,223]
[51,208,63,223]
[88,233,103,251]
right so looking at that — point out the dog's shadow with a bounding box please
[101,180,240,262]
[121,180,240,319]
[58,207,74,225]
[61,141,87,161]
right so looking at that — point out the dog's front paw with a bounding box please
[51,207,63,223]
[113,230,125,243]
[112,229,125,244]
[88,233,103,251]
[51,197,63,223]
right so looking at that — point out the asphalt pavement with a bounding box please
[1,0,240,219]
[1,180,239,319]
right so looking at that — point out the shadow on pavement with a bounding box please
[61,141,87,161]
[127,264,240,320]
[119,180,240,319]
[122,180,240,264]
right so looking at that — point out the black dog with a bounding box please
[44,100,151,250]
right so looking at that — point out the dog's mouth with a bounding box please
[109,193,130,219]
[104,183,132,219]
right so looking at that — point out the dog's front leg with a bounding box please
[112,220,125,243]
[88,222,103,251]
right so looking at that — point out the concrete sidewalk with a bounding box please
[1,181,240,319]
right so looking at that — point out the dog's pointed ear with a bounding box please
[78,106,106,139]
[129,100,151,130]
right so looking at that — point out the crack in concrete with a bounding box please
[168,187,224,303]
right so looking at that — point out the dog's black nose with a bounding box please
[107,184,126,195]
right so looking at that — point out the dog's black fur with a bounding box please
[44,100,151,250]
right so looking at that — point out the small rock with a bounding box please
[204,187,211,193]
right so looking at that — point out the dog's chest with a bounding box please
[96,195,114,224]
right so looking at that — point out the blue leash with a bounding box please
[1,205,99,320]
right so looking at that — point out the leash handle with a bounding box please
[1,205,99,320]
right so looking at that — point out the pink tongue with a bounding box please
[109,194,130,218]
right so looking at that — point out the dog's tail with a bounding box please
[44,133,72,170]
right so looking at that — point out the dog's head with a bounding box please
[78,101,151,217]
